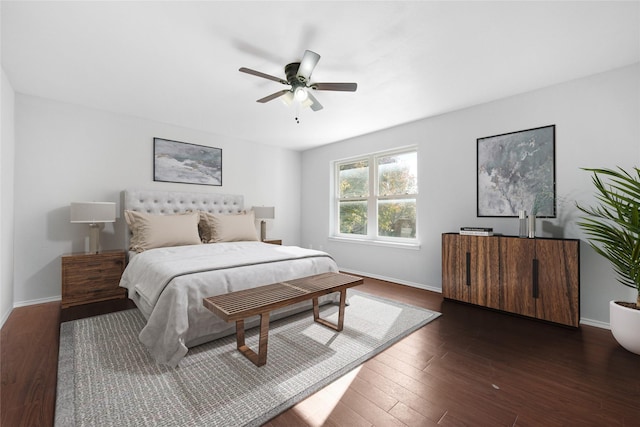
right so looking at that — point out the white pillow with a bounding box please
[124,210,202,252]
[201,211,259,243]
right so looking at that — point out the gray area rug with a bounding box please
[55,290,441,426]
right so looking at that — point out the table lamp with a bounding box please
[252,206,275,241]
[70,201,116,253]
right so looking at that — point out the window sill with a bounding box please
[328,236,421,250]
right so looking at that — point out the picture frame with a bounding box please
[477,125,555,218]
[153,138,222,186]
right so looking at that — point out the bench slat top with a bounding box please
[203,272,362,321]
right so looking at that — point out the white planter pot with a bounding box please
[610,300,640,355]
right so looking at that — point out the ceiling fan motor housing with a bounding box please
[285,62,306,87]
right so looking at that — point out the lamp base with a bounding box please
[260,220,267,241]
[88,223,104,253]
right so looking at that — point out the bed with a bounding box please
[119,189,339,367]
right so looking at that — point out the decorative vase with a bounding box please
[528,213,536,238]
[610,300,640,355]
[518,210,527,238]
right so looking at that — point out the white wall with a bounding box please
[13,95,301,305]
[1,67,16,326]
[301,64,640,326]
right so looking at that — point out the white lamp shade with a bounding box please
[70,202,116,223]
[281,91,294,106]
[252,206,275,220]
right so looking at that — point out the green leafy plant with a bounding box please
[576,167,640,307]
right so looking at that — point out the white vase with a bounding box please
[527,213,536,238]
[610,300,640,355]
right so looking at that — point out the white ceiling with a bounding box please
[2,1,639,151]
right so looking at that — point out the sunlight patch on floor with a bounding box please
[291,365,363,426]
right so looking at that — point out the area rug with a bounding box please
[55,290,440,427]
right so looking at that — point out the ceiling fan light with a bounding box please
[281,91,294,106]
[294,87,308,102]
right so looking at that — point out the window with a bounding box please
[334,148,418,244]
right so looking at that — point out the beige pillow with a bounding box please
[200,211,259,243]
[124,210,201,252]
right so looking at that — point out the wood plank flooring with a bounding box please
[1,277,639,426]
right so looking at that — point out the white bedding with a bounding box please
[119,241,339,367]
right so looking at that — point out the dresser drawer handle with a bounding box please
[532,258,539,298]
[465,252,471,286]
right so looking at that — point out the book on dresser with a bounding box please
[459,227,493,236]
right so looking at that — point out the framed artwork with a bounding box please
[477,125,555,218]
[153,138,222,186]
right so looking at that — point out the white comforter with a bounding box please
[119,242,339,367]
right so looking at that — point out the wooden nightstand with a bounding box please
[263,239,282,245]
[61,250,127,308]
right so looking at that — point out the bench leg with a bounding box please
[236,312,270,367]
[313,288,347,331]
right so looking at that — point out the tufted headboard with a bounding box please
[123,189,244,248]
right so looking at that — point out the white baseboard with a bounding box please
[580,317,610,330]
[338,268,442,294]
[1,296,61,330]
[13,295,61,308]
[0,307,12,330]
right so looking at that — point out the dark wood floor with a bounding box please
[2,278,639,426]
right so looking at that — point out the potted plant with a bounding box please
[577,167,640,355]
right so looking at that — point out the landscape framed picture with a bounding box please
[153,138,222,186]
[477,125,556,218]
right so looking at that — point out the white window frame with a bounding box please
[331,147,419,248]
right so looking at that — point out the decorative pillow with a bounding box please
[124,210,202,252]
[200,211,259,243]
[197,211,216,243]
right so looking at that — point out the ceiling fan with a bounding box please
[239,50,357,112]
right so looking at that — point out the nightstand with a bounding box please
[61,250,127,308]
[263,239,282,245]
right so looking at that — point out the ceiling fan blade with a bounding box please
[306,91,323,111]
[296,50,320,82]
[257,90,291,103]
[311,82,358,92]
[239,67,288,85]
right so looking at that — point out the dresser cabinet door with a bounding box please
[535,239,580,327]
[442,234,499,309]
[442,233,468,301]
[500,238,536,318]
[468,235,500,309]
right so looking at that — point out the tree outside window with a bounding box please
[338,160,368,235]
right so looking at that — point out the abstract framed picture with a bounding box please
[477,125,556,218]
[153,138,222,186]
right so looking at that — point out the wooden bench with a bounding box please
[203,272,363,367]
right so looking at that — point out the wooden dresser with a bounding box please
[61,250,126,308]
[442,233,580,327]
